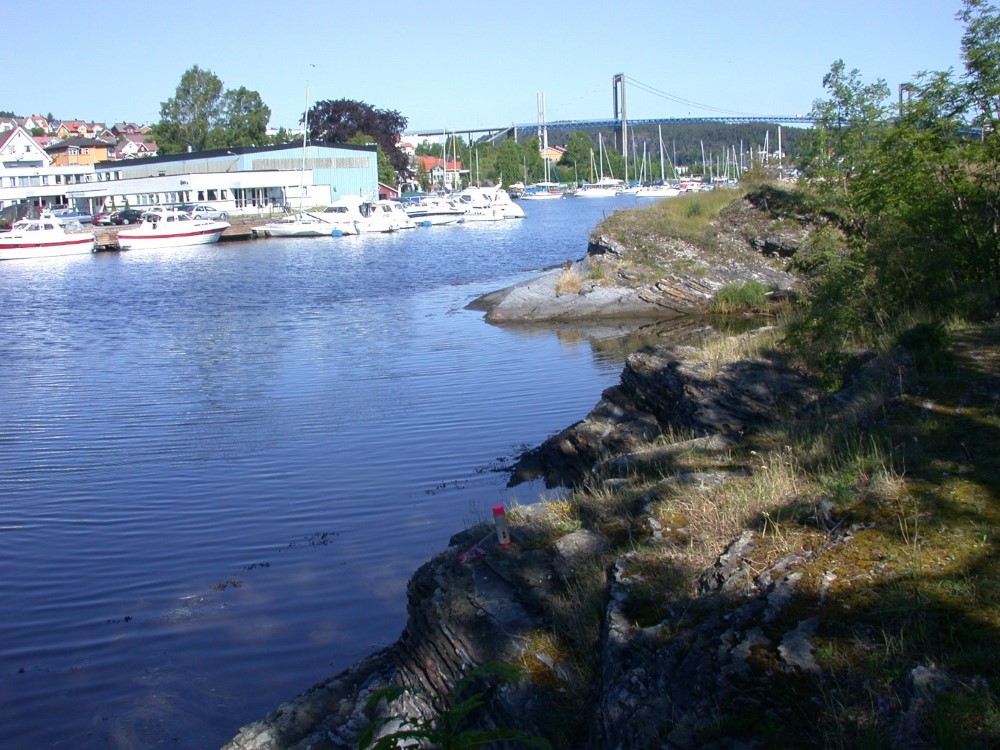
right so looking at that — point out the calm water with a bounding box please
[0,198,651,749]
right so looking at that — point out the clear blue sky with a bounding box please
[11,0,970,134]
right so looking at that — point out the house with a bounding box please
[1,125,50,167]
[0,125,97,212]
[22,115,51,134]
[53,121,109,140]
[116,133,158,159]
[415,156,464,191]
[45,137,115,167]
[541,144,566,164]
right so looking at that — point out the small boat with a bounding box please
[314,196,413,233]
[634,183,681,199]
[572,177,627,198]
[519,182,563,200]
[255,213,339,238]
[116,207,229,250]
[453,185,525,221]
[0,214,95,261]
[403,196,465,226]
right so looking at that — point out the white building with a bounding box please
[0,135,380,218]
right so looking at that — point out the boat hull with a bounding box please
[0,236,95,261]
[117,225,227,250]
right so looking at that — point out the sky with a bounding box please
[9,0,971,136]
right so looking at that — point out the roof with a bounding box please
[45,137,114,152]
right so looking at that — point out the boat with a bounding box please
[116,207,230,250]
[254,213,339,238]
[0,214,96,260]
[634,126,681,199]
[314,196,413,233]
[402,195,465,226]
[520,182,563,200]
[573,176,627,198]
[571,135,625,198]
[452,186,504,222]
[452,185,525,221]
[487,186,525,218]
[634,182,681,199]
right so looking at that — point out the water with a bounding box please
[0,198,649,749]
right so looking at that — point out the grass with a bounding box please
[592,188,742,273]
[503,315,1000,747]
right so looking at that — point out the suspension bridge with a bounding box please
[406,74,812,146]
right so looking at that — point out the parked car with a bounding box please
[92,211,115,226]
[50,208,93,224]
[187,204,228,221]
[109,209,144,225]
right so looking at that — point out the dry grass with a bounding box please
[555,268,585,295]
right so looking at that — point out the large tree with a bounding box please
[153,66,270,154]
[308,99,409,177]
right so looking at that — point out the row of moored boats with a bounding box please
[0,185,531,260]
[255,185,525,238]
[516,178,711,200]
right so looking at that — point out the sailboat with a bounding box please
[521,93,563,200]
[634,125,680,199]
[257,84,344,237]
[572,134,625,198]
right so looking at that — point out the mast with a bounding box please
[299,81,309,212]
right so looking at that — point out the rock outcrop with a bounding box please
[222,337,848,750]
[468,189,807,323]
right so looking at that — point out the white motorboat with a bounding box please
[116,208,229,250]
[634,184,681,199]
[403,196,465,226]
[255,213,339,238]
[452,185,524,221]
[314,196,413,233]
[572,177,627,198]
[0,214,95,260]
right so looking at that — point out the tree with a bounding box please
[211,86,270,148]
[308,99,409,177]
[790,0,1000,359]
[154,65,224,153]
[153,66,271,154]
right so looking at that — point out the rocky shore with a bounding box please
[223,187,890,749]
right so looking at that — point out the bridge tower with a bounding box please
[612,73,627,159]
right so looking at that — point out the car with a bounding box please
[92,211,115,226]
[50,208,93,224]
[109,209,144,225]
[187,204,228,221]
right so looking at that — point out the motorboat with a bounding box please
[452,185,524,221]
[634,183,681,199]
[116,207,229,250]
[453,187,504,222]
[402,196,465,226]
[0,214,96,260]
[367,199,416,231]
[314,196,413,233]
[488,186,525,218]
[254,213,339,238]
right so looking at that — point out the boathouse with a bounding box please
[63,141,380,216]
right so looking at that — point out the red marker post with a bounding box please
[492,504,511,547]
